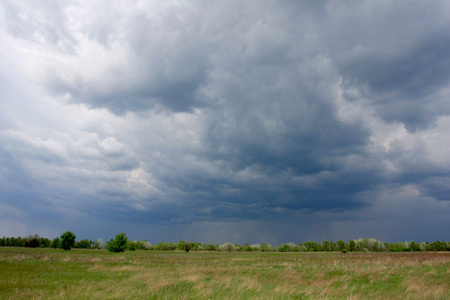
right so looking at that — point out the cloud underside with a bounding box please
[0,0,449,243]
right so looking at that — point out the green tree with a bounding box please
[304,241,321,252]
[409,241,420,251]
[338,240,347,252]
[60,231,76,251]
[261,243,273,252]
[205,244,218,251]
[278,243,291,252]
[430,241,446,251]
[106,232,128,253]
[322,240,331,252]
[39,237,51,248]
[24,235,40,248]
[219,242,235,252]
[51,237,61,249]
[76,239,93,249]
[177,240,187,251]
[384,242,407,252]
[136,241,147,250]
[349,240,356,252]
[155,242,176,250]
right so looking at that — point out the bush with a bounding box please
[409,241,421,251]
[128,241,137,251]
[40,237,51,248]
[184,242,191,253]
[278,244,291,252]
[136,241,151,250]
[176,240,187,251]
[155,242,176,251]
[51,237,61,249]
[106,232,128,253]
[94,239,104,249]
[304,241,321,252]
[385,242,407,252]
[76,239,93,249]
[218,242,235,252]
[205,244,218,251]
[141,241,153,250]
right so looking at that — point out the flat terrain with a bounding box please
[0,247,449,299]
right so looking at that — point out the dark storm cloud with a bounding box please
[1,0,449,243]
[342,35,450,97]
[340,34,450,131]
[319,0,450,131]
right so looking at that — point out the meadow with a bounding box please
[0,247,449,299]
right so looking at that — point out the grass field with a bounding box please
[1,247,449,299]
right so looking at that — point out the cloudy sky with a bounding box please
[1,0,449,245]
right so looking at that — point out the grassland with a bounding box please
[1,247,449,299]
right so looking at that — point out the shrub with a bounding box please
[184,242,191,253]
[218,242,235,252]
[155,242,176,251]
[261,243,273,252]
[76,239,93,249]
[40,237,51,248]
[94,239,104,249]
[128,241,137,251]
[278,243,294,252]
[51,237,61,249]
[250,244,261,251]
[430,241,446,251]
[409,241,421,251]
[385,242,407,252]
[176,241,187,251]
[132,240,150,250]
[304,241,321,252]
[106,232,128,253]
[141,241,153,250]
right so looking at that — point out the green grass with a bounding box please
[1,248,449,299]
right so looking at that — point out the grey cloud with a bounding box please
[419,177,450,202]
[1,0,450,244]
[0,0,77,53]
[321,1,450,131]
[39,0,327,113]
[43,1,213,113]
[340,35,450,131]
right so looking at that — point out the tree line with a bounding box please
[1,234,449,253]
